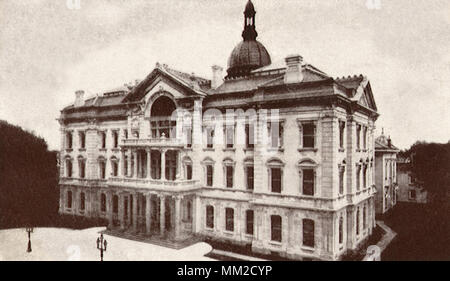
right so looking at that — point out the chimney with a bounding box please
[211,65,223,89]
[74,90,85,107]
[284,54,304,84]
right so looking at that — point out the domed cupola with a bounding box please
[226,0,271,79]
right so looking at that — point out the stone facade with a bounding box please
[374,134,399,214]
[57,1,380,261]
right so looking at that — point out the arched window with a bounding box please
[100,193,106,212]
[186,200,192,221]
[271,215,282,242]
[150,96,177,139]
[339,216,344,244]
[302,219,315,248]
[183,157,193,180]
[67,190,73,209]
[244,158,254,191]
[98,158,106,179]
[112,195,119,214]
[78,156,86,179]
[202,158,215,187]
[66,158,73,178]
[80,192,85,211]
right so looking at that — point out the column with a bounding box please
[107,192,113,229]
[146,194,152,234]
[192,195,200,233]
[176,150,181,180]
[159,195,165,236]
[119,193,125,229]
[127,194,132,226]
[133,151,138,178]
[120,150,125,176]
[133,193,138,231]
[127,150,132,177]
[147,149,152,179]
[174,195,181,239]
[161,149,166,180]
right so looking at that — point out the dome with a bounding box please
[227,40,271,78]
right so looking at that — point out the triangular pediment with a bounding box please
[123,66,207,103]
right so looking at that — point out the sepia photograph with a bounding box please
[0,0,449,269]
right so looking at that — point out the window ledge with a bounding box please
[111,148,120,152]
[298,148,318,153]
[99,148,107,152]
[184,147,193,151]
[356,149,362,152]
[78,148,86,152]
[301,246,315,252]
[244,234,254,239]
[223,148,236,152]
[223,230,234,235]
[243,148,254,153]
[65,148,73,152]
[205,227,214,232]
[203,148,215,152]
[267,148,284,153]
[269,241,282,247]
[338,148,345,153]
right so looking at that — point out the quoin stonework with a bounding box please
[58,1,380,261]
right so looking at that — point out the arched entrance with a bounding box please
[150,96,177,138]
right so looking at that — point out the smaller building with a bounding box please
[375,133,399,214]
[397,156,428,204]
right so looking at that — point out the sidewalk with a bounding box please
[376,220,397,252]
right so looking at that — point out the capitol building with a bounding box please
[58,1,379,260]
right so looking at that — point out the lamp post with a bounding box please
[96,233,107,261]
[26,227,33,253]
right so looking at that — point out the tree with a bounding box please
[0,120,59,228]
[404,141,450,204]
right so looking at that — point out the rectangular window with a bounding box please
[112,161,118,177]
[245,123,254,149]
[356,125,361,150]
[409,190,416,200]
[113,131,119,148]
[339,121,345,149]
[206,205,214,228]
[101,131,106,149]
[225,208,234,232]
[302,169,314,196]
[79,160,85,178]
[100,162,106,179]
[302,123,316,148]
[184,126,192,148]
[226,166,233,188]
[123,129,128,139]
[271,168,282,193]
[100,194,106,212]
[339,166,345,194]
[79,131,86,149]
[246,210,254,235]
[67,191,72,208]
[303,219,315,248]
[268,121,283,148]
[363,126,367,149]
[66,132,73,149]
[225,125,234,148]
[186,164,192,180]
[271,215,282,242]
[66,160,72,178]
[356,165,361,190]
[363,165,367,188]
[206,165,213,186]
[80,193,85,211]
[246,166,254,190]
[206,127,214,148]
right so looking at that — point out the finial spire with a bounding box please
[242,0,258,41]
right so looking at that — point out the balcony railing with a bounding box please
[108,176,198,190]
[59,177,108,186]
[121,137,184,148]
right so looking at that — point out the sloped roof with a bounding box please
[375,135,400,152]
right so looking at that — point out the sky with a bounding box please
[0,0,449,150]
